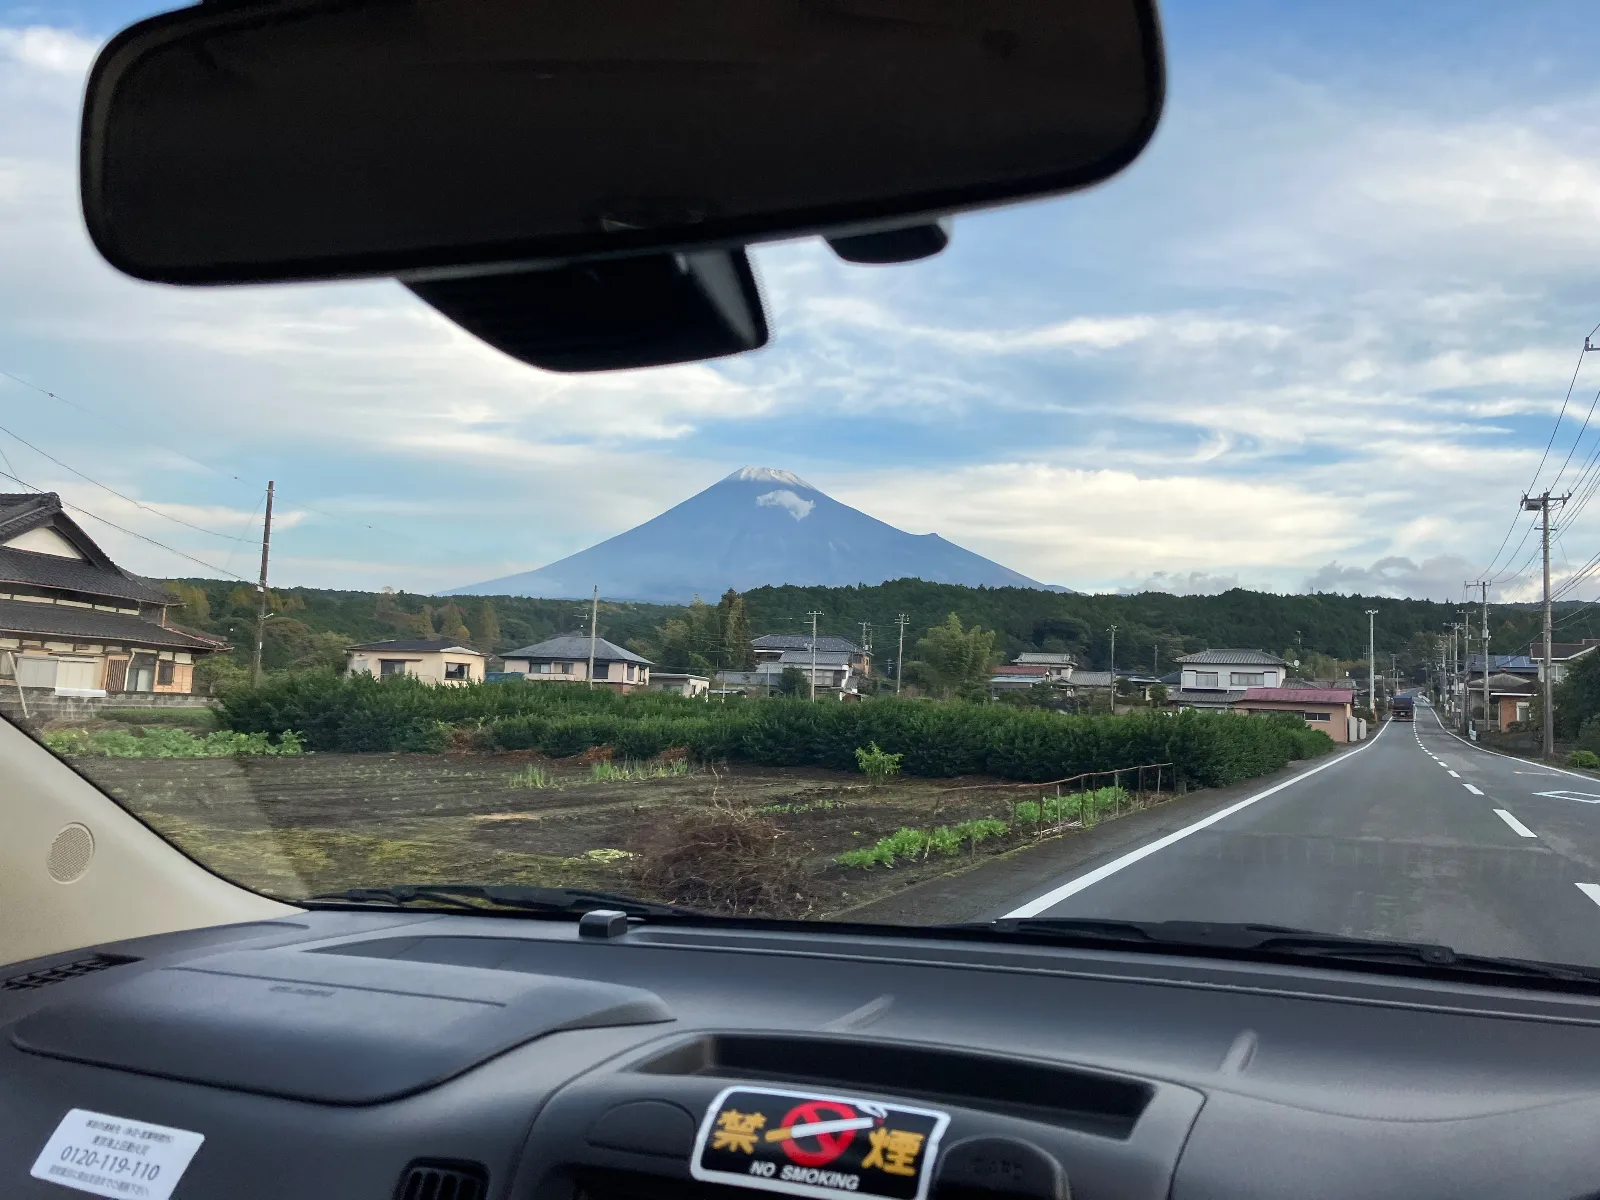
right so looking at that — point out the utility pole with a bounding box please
[1457,610,1472,732]
[252,480,275,686]
[1107,624,1118,680]
[1446,623,1464,722]
[1523,492,1570,756]
[807,611,823,701]
[859,622,872,657]
[586,586,599,688]
[1365,609,1378,718]
[895,613,908,696]
[1466,580,1489,735]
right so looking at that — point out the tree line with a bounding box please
[163,575,1600,691]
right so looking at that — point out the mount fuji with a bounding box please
[448,467,1058,602]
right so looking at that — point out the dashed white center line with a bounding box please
[1448,769,1460,777]
[1464,783,1484,795]
[1493,809,1537,838]
[1578,883,1600,909]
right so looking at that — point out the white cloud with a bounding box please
[0,26,96,74]
[755,488,814,521]
[1125,571,1243,597]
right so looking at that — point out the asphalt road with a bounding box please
[1000,701,1600,966]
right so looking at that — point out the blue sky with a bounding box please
[3,0,1600,602]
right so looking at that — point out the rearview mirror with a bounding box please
[82,0,1165,286]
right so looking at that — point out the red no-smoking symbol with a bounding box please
[776,1100,860,1167]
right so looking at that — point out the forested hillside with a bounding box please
[160,575,1598,684]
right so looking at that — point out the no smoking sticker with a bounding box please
[691,1086,949,1200]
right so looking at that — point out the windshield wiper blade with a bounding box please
[301,883,696,918]
[957,918,1600,984]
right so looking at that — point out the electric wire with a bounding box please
[0,420,256,543]
[0,466,250,581]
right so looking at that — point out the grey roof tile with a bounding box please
[502,633,651,665]
[0,599,223,650]
[1175,649,1288,666]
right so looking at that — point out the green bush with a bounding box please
[219,674,1334,787]
[1568,749,1600,770]
[855,741,903,782]
[838,818,1011,868]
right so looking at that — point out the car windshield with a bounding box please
[8,1,1600,971]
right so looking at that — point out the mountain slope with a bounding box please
[448,467,1054,602]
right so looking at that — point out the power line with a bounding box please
[1479,328,1600,580]
[1,367,492,565]
[0,465,249,581]
[0,367,249,486]
[0,419,257,543]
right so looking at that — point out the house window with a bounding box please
[1231,672,1266,686]
[1303,710,1330,722]
[156,660,175,686]
[444,661,469,680]
[1516,701,1530,722]
[594,663,610,680]
[626,663,636,681]
[1193,671,1219,688]
[560,662,573,674]
[379,659,407,677]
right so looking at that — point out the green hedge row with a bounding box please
[220,673,1335,787]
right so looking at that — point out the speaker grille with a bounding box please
[47,823,94,883]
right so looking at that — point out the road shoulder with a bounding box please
[832,740,1374,926]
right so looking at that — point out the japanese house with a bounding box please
[751,633,871,676]
[345,637,487,685]
[499,633,651,692]
[0,492,226,695]
[1170,649,1289,711]
[1231,686,1359,743]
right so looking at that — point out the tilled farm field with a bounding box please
[74,751,1171,917]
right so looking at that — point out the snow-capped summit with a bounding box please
[448,468,1053,602]
[726,466,815,489]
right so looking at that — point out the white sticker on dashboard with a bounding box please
[30,1108,204,1200]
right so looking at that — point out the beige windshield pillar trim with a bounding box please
[0,717,297,967]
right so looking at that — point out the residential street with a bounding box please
[1000,702,1600,965]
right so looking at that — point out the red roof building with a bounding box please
[1232,687,1358,743]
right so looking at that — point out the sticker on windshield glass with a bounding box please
[691,1085,949,1200]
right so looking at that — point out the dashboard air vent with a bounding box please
[394,1159,488,1200]
[2,954,136,992]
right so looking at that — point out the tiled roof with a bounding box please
[751,634,864,654]
[0,545,173,605]
[1014,652,1075,665]
[0,493,175,604]
[766,650,854,667]
[1529,643,1599,661]
[1485,673,1536,693]
[1171,687,1247,706]
[1069,670,1115,687]
[1176,649,1287,666]
[1237,687,1354,704]
[994,664,1048,675]
[502,633,650,665]
[349,637,486,655]
[0,599,224,650]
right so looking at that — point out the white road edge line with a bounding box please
[1002,720,1392,918]
[1493,809,1537,838]
[1428,706,1593,781]
[1577,883,1600,908]
[1464,783,1484,795]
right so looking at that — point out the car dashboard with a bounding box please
[5,910,1600,1200]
